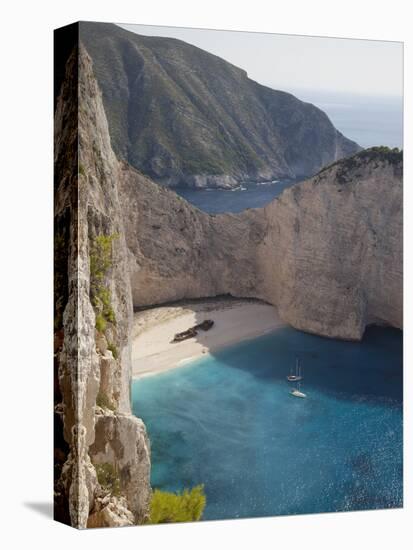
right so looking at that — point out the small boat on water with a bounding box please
[287,358,303,382]
[290,381,307,399]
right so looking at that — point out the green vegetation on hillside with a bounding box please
[148,485,206,524]
[357,146,402,165]
[80,22,360,184]
[317,146,403,184]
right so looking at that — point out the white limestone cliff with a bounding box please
[120,151,402,340]
[54,46,151,528]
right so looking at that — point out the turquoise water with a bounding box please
[132,326,403,520]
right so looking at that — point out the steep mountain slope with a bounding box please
[80,22,360,188]
[120,147,402,340]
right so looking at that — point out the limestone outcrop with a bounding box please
[120,149,402,340]
[54,46,101,528]
[54,44,151,528]
[90,413,151,521]
[87,495,135,528]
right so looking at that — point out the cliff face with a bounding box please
[258,150,402,338]
[79,22,360,188]
[120,149,402,340]
[54,45,151,529]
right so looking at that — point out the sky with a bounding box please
[119,23,403,99]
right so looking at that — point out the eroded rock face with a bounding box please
[54,44,151,528]
[258,153,402,339]
[90,413,151,523]
[54,47,101,528]
[119,162,265,307]
[87,495,135,528]
[119,150,402,340]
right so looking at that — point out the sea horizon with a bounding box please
[290,89,403,149]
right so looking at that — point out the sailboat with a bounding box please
[287,357,303,382]
[290,380,307,399]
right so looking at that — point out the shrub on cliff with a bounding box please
[89,234,118,330]
[90,234,117,283]
[96,391,115,411]
[94,462,121,497]
[148,485,206,524]
[107,342,118,359]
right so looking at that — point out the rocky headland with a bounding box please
[80,22,360,188]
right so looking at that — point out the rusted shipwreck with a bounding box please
[171,319,214,343]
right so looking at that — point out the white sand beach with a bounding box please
[132,298,285,378]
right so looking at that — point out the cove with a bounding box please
[132,326,403,520]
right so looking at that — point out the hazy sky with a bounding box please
[119,23,403,99]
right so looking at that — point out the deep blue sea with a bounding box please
[175,93,403,214]
[132,326,403,520]
[176,180,297,214]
